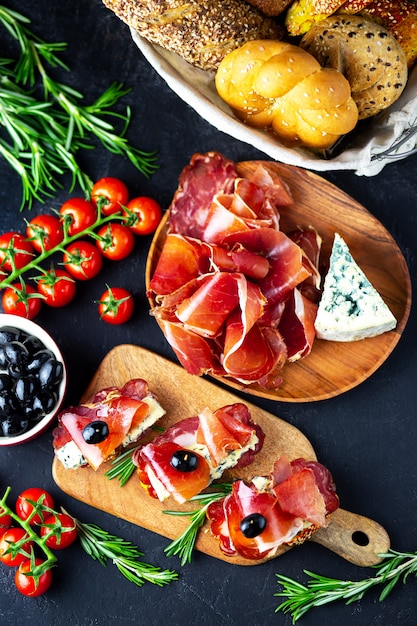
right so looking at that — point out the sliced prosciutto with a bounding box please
[133,403,264,504]
[207,454,339,560]
[53,379,165,471]
[148,152,323,391]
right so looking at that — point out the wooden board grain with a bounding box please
[52,344,390,567]
[145,160,412,402]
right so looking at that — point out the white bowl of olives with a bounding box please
[0,314,67,446]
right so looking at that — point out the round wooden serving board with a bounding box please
[146,160,411,402]
[52,344,390,567]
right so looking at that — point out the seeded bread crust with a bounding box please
[102,0,284,72]
[245,0,293,17]
[300,15,408,119]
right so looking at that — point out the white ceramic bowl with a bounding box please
[0,314,67,446]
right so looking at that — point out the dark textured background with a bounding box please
[0,1,416,624]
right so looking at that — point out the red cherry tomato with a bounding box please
[95,223,135,261]
[0,512,12,531]
[59,198,97,236]
[63,241,103,281]
[36,269,76,307]
[124,197,162,236]
[98,286,134,325]
[0,528,34,567]
[15,558,53,597]
[26,215,63,253]
[2,283,42,319]
[0,232,34,272]
[16,488,55,526]
[91,177,129,216]
[40,513,78,550]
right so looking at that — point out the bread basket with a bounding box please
[131,30,417,176]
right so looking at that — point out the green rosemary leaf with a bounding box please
[275,549,417,623]
[163,484,233,566]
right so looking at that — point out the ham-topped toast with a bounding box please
[133,403,264,504]
[207,454,339,560]
[53,379,166,471]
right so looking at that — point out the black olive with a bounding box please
[22,334,44,354]
[25,349,55,374]
[240,513,267,539]
[0,373,12,392]
[0,415,29,437]
[23,402,44,423]
[82,420,109,444]
[0,390,20,416]
[3,341,29,370]
[14,375,38,405]
[170,449,199,472]
[32,389,58,414]
[38,358,63,388]
[0,327,22,344]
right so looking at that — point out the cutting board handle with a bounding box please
[311,508,390,566]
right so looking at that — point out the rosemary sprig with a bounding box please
[275,549,417,623]
[163,485,232,566]
[104,446,137,487]
[0,5,158,210]
[70,513,178,588]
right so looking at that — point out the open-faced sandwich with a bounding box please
[207,453,339,560]
[133,403,264,503]
[53,378,166,471]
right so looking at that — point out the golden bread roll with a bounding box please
[215,40,358,150]
[300,16,408,119]
[101,0,283,72]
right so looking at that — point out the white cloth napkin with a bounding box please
[131,29,417,177]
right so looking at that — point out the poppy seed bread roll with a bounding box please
[300,16,408,119]
[215,40,359,150]
[101,0,284,72]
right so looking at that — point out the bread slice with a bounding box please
[314,233,397,341]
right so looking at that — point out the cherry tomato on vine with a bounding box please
[40,513,78,550]
[124,197,162,236]
[0,528,34,567]
[36,269,76,307]
[63,241,103,281]
[0,232,34,272]
[59,198,97,236]
[16,488,55,525]
[98,287,134,325]
[91,177,129,216]
[95,223,135,261]
[26,215,63,253]
[0,512,12,530]
[15,558,53,597]
[2,283,42,319]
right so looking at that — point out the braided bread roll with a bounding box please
[215,40,359,150]
[102,0,284,72]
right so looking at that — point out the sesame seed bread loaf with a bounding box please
[101,0,284,72]
[300,16,408,119]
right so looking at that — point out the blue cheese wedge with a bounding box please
[314,233,397,341]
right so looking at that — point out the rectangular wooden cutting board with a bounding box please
[52,344,390,566]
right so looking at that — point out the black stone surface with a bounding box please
[0,2,416,624]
